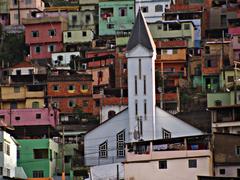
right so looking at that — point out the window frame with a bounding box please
[159,160,167,169]
[99,141,108,158]
[116,130,125,158]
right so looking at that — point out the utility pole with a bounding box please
[116,164,119,180]
[62,125,65,180]
[17,0,21,25]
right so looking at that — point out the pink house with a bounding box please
[0,108,59,127]
[23,16,67,61]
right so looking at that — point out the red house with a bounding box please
[23,16,67,61]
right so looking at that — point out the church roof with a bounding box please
[126,9,156,52]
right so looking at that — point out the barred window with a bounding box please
[99,141,108,158]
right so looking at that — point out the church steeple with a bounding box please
[127,9,156,52]
[126,9,156,142]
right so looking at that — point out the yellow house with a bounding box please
[0,85,45,109]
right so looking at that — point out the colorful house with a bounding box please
[98,0,134,36]
[23,17,67,61]
[17,139,59,178]
[155,40,188,110]
[135,0,171,23]
[202,39,231,92]
[228,18,240,62]
[149,20,196,48]
[47,71,94,122]
[9,0,45,25]
[0,84,45,110]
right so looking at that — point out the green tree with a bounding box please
[0,32,25,67]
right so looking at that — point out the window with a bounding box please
[49,149,52,161]
[68,100,76,108]
[162,129,171,139]
[68,85,75,91]
[7,169,10,177]
[52,85,59,91]
[29,69,33,75]
[141,6,148,13]
[227,76,234,82]
[0,143,2,151]
[99,141,107,158]
[16,70,21,75]
[173,49,177,54]
[10,102,17,109]
[117,130,125,158]
[119,7,127,16]
[108,110,116,119]
[144,99,147,119]
[189,159,197,168]
[67,32,72,38]
[135,75,137,95]
[135,100,138,116]
[14,14,18,20]
[219,169,225,175]
[159,160,167,169]
[81,84,88,91]
[0,167,2,175]
[139,59,141,79]
[82,31,87,37]
[64,155,71,163]
[26,0,32,4]
[237,169,240,177]
[95,99,100,107]
[48,29,56,36]
[107,24,114,29]
[163,24,168,31]
[36,113,41,119]
[144,75,146,95]
[184,24,190,30]
[34,149,48,159]
[33,171,44,178]
[14,86,20,93]
[85,15,91,23]
[221,15,227,26]
[15,116,20,121]
[35,46,41,53]
[72,15,77,23]
[158,25,162,30]
[13,0,18,5]
[32,31,39,37]
[4,143,10,155]
[236,146,240,156]
[205,46,210,54]
[155,5,163,12]
[48,44,55,52]
[82,100,88,107]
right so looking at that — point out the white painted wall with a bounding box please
[90,163,124,180]
[215,165,240,177]
[84,109,129,166]
[0,131,17,178]
[51,51,80,66]
[127,44,157,142]
[135,0,171,23]
[155,107,203,139]
[125,157,212,180]
[49,139,59,177]
[101,105,127,122]
[11,67,35,75]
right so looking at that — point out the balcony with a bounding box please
[126,135,211,162]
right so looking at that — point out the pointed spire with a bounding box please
[127,9,155,52]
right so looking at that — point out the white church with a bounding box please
[84,10,204,180]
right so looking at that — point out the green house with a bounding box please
[99,0,134,36]
[17,139,59,178]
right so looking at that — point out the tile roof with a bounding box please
[11,61,33,68]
